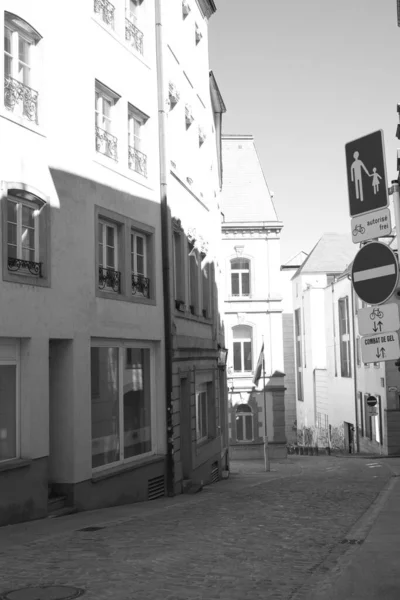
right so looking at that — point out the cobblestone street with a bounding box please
[0,456,398,600]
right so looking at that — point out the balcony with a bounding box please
[128,146,147,177]
[98,267,121,293]
[132,273,150,298]
[8,257,42,277]
[125,18,144,55]
[95,126,118,161]
[4,76,38,123]
[94,0,115,29]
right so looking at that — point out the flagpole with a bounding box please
[262,335,270,472]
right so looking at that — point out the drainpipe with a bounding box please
[349,277,360,453]
[156,0,174,496]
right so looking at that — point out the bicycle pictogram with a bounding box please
[353,224,366,236]
[370,307,384,320]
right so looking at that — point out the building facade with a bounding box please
[157,0,229,492]
[292,232,400,455]
[0,0,167,525]
[220,134,287,460]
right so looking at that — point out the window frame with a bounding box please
[90,340,156,474]
[2,184,50,287]
[232,325,253,373]
[95,206,155,305]
[294,308,303,401]
[95,81,119,161]
[127,104,149,177]
[230,258,250,297]
[235,404,253,442]
[3,14,41,124]
[173,230,184,304]
[0,340,20,464]
[338,296,352,378]
[195,384,208,443]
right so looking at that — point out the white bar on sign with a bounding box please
[353,264,395,282]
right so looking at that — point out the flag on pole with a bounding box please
[252,343,264,386]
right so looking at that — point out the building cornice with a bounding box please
[195,0,216,19]
[222,222,283,239]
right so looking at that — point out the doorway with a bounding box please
[180,376,192,479]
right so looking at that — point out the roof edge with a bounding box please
[222,134,254,140]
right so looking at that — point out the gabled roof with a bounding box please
[281,251,308,269]
[292,233,357,279]
[221,135,279,223]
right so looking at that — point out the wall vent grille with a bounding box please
[211,461,219,483]
[148,475,165,500]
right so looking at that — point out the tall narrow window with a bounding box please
[131,231,149,298]
[338,297,351,378]
[232,326,252,373]
[173,232,183,303]
[128,106,148,177]
[196,384,208,442]
[294,308,303,401]
[188,244,199,315]
[125,0,144,54]
[231,258,250,297]
[95,83,118,160]
[235,404,253,442]
[202,263,210,318]
[358,391,364,437]
[98,220,120,293]
[4,14,40,122]
[364,393,371,440]
[7,196,42,276]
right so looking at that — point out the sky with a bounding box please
[208,0,400,263]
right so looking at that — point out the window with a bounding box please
[125,0,144,54]
[98,220,120,293]
[182,0,191,18]
[93,0,115,29]
[294,308,303,401]
[357,392,364,437]
[4,14,40,122]
[188,243,199,315]
[235,404,253,442]
[364,393,372,440]
[338,297,351,378]
[356,337,361,367]
[173,232,184,303]
[201,262,210,318]
[128,106,148,177]
[195,23,202,44]
[196,384,208,442]
[3,187,50,285]
[231,258,250,297]
[232,325,252,373]
[95,82,118,160]
[131,230,149,297]
[91,344,153,470]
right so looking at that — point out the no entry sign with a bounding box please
[351,241,399,305]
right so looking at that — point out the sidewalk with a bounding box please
[308,475,400,599]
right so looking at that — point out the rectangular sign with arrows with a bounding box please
[357,303,400,336]
[361,331,400,363]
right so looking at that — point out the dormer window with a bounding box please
[198,126,206,146]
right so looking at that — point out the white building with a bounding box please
[157,0,229,492]
[292,231,400,455]
[280,251,308,443]
[220,134,287,460]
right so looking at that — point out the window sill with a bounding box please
[91,16,150,70]
[0,458,32,473]
[174,310,212,324]
[0,108,46,138]
[96,287,156,306]
[91,454,165,483]
[196,436,214,449]
[3,270,50,288]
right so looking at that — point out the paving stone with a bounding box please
[0,457,395,600]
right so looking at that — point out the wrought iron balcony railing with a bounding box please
[8,257,42,277]
[125,18,144,55]
[132,273,150,298]
[99,266,121,292]
[4,76,38,123]
[95,126,118,161]
[94,0,115,28]
[128,146,147,177]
